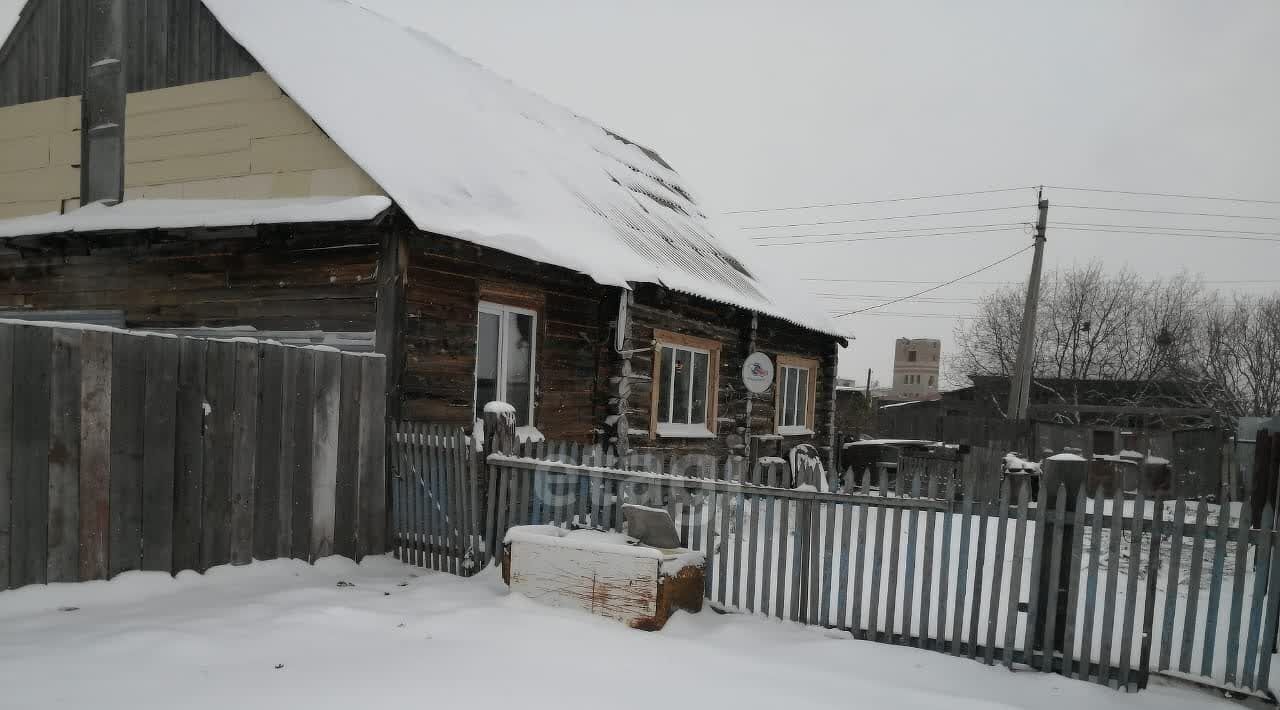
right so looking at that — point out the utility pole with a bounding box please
[864,368,872,404]
[1007,190,1049,422]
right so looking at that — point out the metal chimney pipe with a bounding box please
[80,0,126,207]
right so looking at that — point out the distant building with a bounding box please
[890,338,940,400]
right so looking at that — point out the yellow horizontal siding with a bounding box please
[0,72,385,210]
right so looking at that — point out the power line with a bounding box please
[752,221,1028,242]
[1050,225,1280,243]
[757,226,1024,248]
[800,277,1017,285]
[825,311,981,320]
[1051,221,1280,236]
[812,293,981,303]
[723,186,1038,215]
[801,275,1280,285]
[739,205,1032,230]
[831,245,1034,318]
[751,221,1027,242]
[1046,185,1280,206]
[1056,204,1280,221]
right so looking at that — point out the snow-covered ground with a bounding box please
[0,557,1240,710]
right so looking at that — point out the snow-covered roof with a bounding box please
[187,0,843,337]
[0,197,392,238]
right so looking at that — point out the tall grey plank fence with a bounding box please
[0,320,387,592]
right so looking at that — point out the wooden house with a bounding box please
[0,0,848,467]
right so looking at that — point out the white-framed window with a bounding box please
[651,329,720,438]
[475,301,537,427]
[776,355,818,435]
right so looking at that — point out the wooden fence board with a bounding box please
[1041,486,1068,672]
[731,490,745,609]
[334,354,362,561]
[951,491,973,656]
[11,325,52,586]
[746,493,760,613]
[108,332,145,578]
[357,356,386,560]
[937,476,954,653]
[869,471,888,639]
[852,470,871,633]
[806,495,821,624]
[1098,487,1123,686]
[836,499,852,628]
[140,335,178,572]
[1202,487,1231,677]
[762,493,773,616]
[967,477,989,660]
[1117,488,1144,686]
[774,493,789,620]
[1223,506,1254,690]
[79,329,112,581]
[46,328,81,583]
[172,337,205,573]
[1257,528,1280,691]
[279,347,306,558]
[0,324,11,590]
[1024,487,1049,666]
[1159,498,1187,670]
[1138,494,1164,688]
[1003,481,1030,668]
[1079,486,1105,681]
[1241,506,1274,689]
[1062,484,1088,678]
[718,481,733,608]
[919,475,938,649]
[200,339,235,571]
[903,471,920,642]
[310,349,341,561]
[229,341,259,566]
[887,482,904,639]
[1179,500,1209,673]
[253,344,285,561]
[983,480,1010,665]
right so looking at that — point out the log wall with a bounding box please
[0,222,384,334]
[626,283,839,464]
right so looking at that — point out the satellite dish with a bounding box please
[741,352,774,394]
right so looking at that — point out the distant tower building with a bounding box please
[891,338,941,400]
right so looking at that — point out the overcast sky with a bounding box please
[4,0,1277,386]
[353,0,1279,385]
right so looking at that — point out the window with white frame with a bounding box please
[651,330,719,438]
[475,302,537,427]
[776,355,818,435]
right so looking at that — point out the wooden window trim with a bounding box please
[650,329,720,440]
[775,354,819,436]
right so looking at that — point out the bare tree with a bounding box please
[1200,293,1280,418]
[949,263,1225,425]
[951,263,1280,421]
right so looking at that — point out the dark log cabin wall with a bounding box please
[626,284,840,464]
[0,221,384,336]
[398,234,609,442]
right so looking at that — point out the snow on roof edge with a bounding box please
[0,196,392,239]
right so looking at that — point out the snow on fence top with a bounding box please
[194,0,845,338]
[0,197,392,239]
